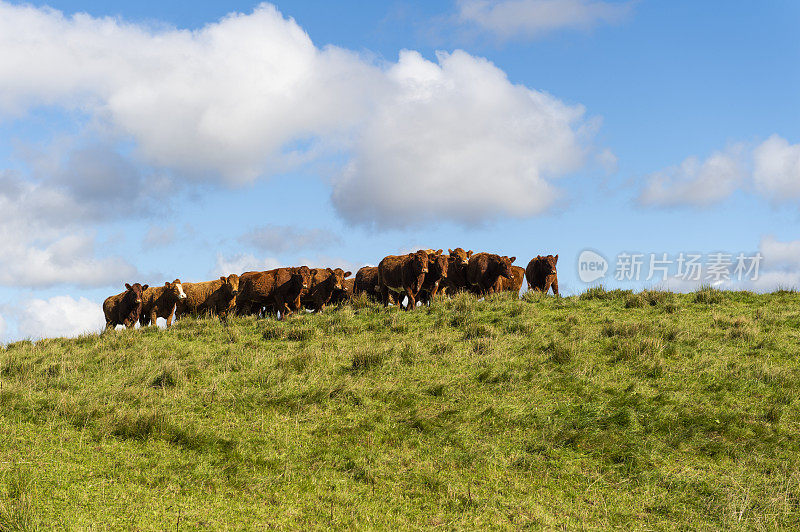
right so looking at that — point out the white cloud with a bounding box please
[759,236,800,271]
[0,2,602,229]
[0,170,138,288]
[0,2,380,182]
[239,224,341,253]
[16,296,105,340]
[456,0,633,40]
[332,49,592,227]
[638,145,746,207]
[639,136,800,209]
[211,253,282,277]
[753,134,800,201]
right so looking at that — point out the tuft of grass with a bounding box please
[694,286,725,304]
[350,349,385,371]
[624,294,645,308]
[542,339,574,364]
[150,368,177,388]
[0,465,37,532]
[580,285,632,301]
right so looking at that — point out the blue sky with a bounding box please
[0,0,798,341]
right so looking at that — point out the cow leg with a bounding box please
[551,278,559,295]
[404,288,416,310]
[429,282,440,303]
[381,285,391,307]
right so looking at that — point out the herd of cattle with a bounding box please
[102,249,559,330]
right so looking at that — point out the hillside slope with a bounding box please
[1,289,800,529]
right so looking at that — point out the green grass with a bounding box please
[2,289,800,529]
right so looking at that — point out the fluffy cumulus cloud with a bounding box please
[0,1,600,231]
[16,296,105,340]
[638,145,747,207]
[332,50,592,227]
[639,136,800,208]
[0,1,380,182]
[239,224,341,253]
[456,0,633,40]
[753,134,800,201]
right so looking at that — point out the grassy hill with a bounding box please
[2,288,800,530]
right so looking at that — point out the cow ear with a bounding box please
[554,254,558,263]
[448,248,453,254]
[436,249,443,255]
[509,257,516,263]
[408,253,414,257]
[174,279,181,284]
[142,284,149,291]
[165,282,170,287]
[220,276,226,282]
[327,267,334,274]
[467,250,473,257]
[125,283,132,290]
[344,271,352,278]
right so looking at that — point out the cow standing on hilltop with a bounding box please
[378,250,429,310]
[354,266,381,301]
[237,267,311,320]
[103,283,149,330]
[466,253,516,297]
[526,255,559,295]
[329,278,355,306]
[301,268,352,312]
[493,266,525,296]
[417,250,449,305]
[139,279,187,327]
[439,248,472,296]
[176,274,240,321]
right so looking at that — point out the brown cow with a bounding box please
[526,254,559,295]
[417,250,449,305]
[439,248,472,296]
[236,266,311,319]
[493,265,525,295]
[354,266,380,301]
[175,274,240,321]
[139,279,187,327]
[301,268,352,312]
[329,278,355,306]
[354,266,399,305]
[378,250,429,310]
[103,283,148,330]
[466,253,516,296]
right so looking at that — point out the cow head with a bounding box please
[327,268,352,289]
[295,266,312,290]
[124,282,148,305]
[532,254,558,277]
[498,256,516,280]
[122,282,148,325]
[449,248,473,265]
[409,250,430,276]
[430,253,449,279]
[220,274,239,297]
[165,279,187,301]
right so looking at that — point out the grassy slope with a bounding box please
[1,289,800,530]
